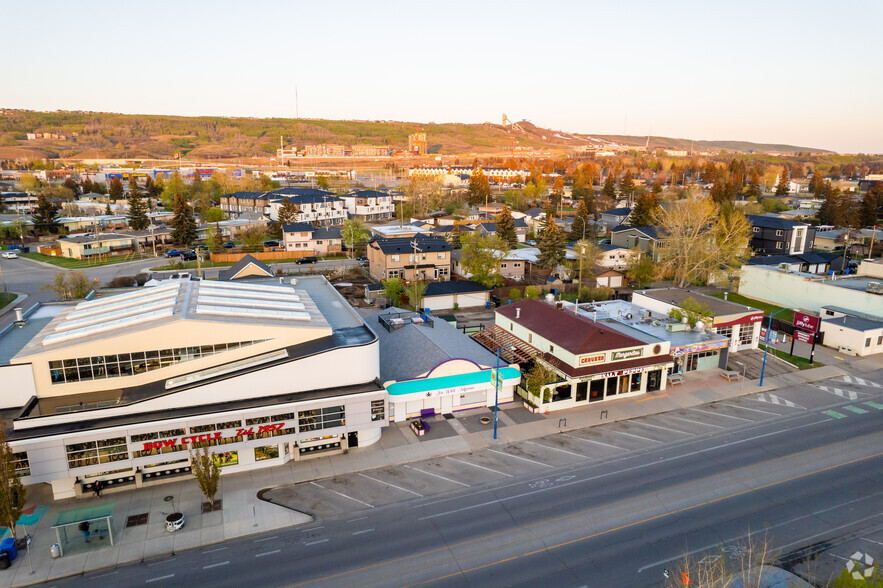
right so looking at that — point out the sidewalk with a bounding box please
[2,358,880,586]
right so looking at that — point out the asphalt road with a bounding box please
[43,375,883,587]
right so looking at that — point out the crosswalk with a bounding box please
[815,385,858,401]
[840,376,882,388]
[753,393,800,408]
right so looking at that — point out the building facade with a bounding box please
[746,215,815,255]
[366,235,452,282]
[340,190,395,221]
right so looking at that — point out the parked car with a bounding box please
[179,251,197,261]
[222,242,235,249]
[193,245,209,253]
[164,249,183,258]
[356,255,368,262]
[263,240,280,248]
[296,256,318,265]
[1,251,18,259]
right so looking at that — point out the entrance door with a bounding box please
[647,370,662,392]
[441,394,454,414]
[618,375,630,395]
[347,431,359,448]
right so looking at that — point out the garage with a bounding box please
[421,280,490,312]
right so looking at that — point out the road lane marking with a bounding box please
[835,356,845,360]
[843,405,868,414]
[311,481,374,508]
[865,401,883,410]
[346,517,367,522]
[562,433,625,450]
[91,571,119,579]
[525,440,587,458]
[718,402,781,416]
[664,414,725,429]
[488,448,554,468]
[253,535,277,542]
[862,538,883,547]
[822,410,847,419]
[605,428,662,444]
[300,525,325,532]
[752,393,801,408]
[294,418,847,587]
[447,457,513,477]
[688,407,754,422]
[816,386,858,400]
[203,561,230,569]
[305,539,329,546]
[147,574,175,583]
[203,546,228,553]
[627,420,693,436]
[255,549,281,558]
[352,528,374,535]
[638,393,668,402]
[405,465,470,486]
[359,472,423,496]
[842,376,882,388]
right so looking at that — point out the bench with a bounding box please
[720,370,742,382]
[667,373,685,386]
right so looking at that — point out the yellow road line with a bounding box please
[638,393,669,402]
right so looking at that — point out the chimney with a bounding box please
[516,308,521,319]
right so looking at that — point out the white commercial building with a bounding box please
[0,276,385,500]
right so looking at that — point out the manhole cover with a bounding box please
[126,513,149,527]
[163,496,174,502]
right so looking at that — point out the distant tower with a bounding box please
[408,133,427,155]
[502,113,510,127]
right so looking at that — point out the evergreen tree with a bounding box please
[540,202,557,231]
[550,176,564,208]
[496,205,518,248]
[809,171,826,196]
[127,188,149,230]
[859,188,879,228]
[570,199,593,240]
[32,194,59,234]
[83,178,94,194]
[449,224,462,249]
[109,177,124,202]
[537,221,566,271]
[620,170,635,203]
[601,173,616,199]
[571,171,590,202]
[466,167,491,206]
[170,193,197,246]
[105,203,112,215]
[774,169,789,196]
[63,177,80,196]
[277,198,298,225]
[629,191,658,227]
[745,169,763,202]
[651,180,663,196]
[128,176,139,196]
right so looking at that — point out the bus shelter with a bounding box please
[51,504,115,556]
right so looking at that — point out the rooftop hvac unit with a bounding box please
[778,262,791,271]
[666,323,687,332]
[867,282,883,294]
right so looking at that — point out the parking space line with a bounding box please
[305,538,329,546]
[311,481,375,508]
[843,405,868,414]
[526,440,587,458]
[256,549,281,558]
[254,535,277,542]
[352,528,374,535]
[447,456,513,477]
[688,407,753,422]
[203,561,229,570]
[862,537,883,547]
[605,428,662,443]
[405,465,470,487]
[488,448,554,468]
[359,472,423,497]
[665,414,726,429]
[203,546,228,553]
[562,433,626,450]
[628,420,693,436]
[718,402,781,416]
[147,574,175,583]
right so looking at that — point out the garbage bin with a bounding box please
[0,553,9,570]
[50,544,61,559]
[0,538,16,562]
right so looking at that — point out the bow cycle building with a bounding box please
[0,276,385,500]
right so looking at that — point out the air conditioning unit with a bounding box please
[867,282,883,294]
[666,323,687,332]
[778,262,791,271]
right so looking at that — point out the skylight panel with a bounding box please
[199,281,298,296]
[43,308,174,346]
[74,282,179,310]
[66,288,179,320]
[196,295,305,311]
[195,305,311,321]
[56,299,177,331]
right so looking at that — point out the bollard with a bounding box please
[600,409,608,420]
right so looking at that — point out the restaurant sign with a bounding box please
[611,348,643,361]
[593,366,647,379]
[579,353,606,366]
[794,312,820,333]
[140,422,288,451]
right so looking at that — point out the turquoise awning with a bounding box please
[387,367,521,397]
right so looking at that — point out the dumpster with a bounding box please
[0,538,16,562]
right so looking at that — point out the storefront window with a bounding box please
[630,373,642,392]
[575,381,588,402]
[213,451,239,467]
[589,379,605,402]
[298,406,345,432]
[66,437,129,469]
[254,445,279,461]
[12,452,30,477]
[246,416,270,425]
[371,400,385,421]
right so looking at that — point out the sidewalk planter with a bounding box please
[410,420,426,437]
[523,400,540,414]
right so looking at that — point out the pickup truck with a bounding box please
[164,249,183,258]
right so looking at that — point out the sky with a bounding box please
[3,0,882,154]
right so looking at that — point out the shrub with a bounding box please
[509,287,522,301]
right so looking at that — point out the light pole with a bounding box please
[735,360,745,393]
[759,308,796,386]
[494,344,514,440]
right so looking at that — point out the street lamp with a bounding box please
[759,308,797,386]
[735,360,745,393]
[494,344,514,440]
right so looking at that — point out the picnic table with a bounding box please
[667,373,685,386]
[721,370,742,382]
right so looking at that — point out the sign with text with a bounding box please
[579,353,606,366]
[611,348,643,361]
[794,312,820,333]
[794,329,814,344]
[714,312,764,328]
[140,422,287,451]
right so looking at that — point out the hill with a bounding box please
[0,109,831,162]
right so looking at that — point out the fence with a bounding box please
[210,250,316,263]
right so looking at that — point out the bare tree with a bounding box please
[668,530,779,588]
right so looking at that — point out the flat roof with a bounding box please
[636,288,760,317]
[822,315,883,332]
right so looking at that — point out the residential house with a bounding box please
[473,217,529,243]
[56,233,136,260]
[339,190,394,221]
[366,235,451,282]
[746,215,815,255]
[610,225,660,260]
[267,188,346,225]
[745,253,837,275]
[218,191,272,216]
[369,223,431,238]
[599,207,633,228]
[281,223,343,256]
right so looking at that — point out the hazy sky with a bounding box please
[3,0,881,153]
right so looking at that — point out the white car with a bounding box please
[1,251,18,259]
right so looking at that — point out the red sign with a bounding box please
[714,313,764,328]
[794,329,814,344]
[793,312,819,333]
[141,422,287,451]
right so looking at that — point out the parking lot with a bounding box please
[261,372,883,521]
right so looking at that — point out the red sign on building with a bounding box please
[794,312,820,333]
[794,329,814,344]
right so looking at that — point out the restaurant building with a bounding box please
[0,276,385,500]
[490,299,674,411]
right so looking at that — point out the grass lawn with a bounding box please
[758,344,823,370]
[710,292,795,323]
[0,292,16,308]
[19,252,154,269]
